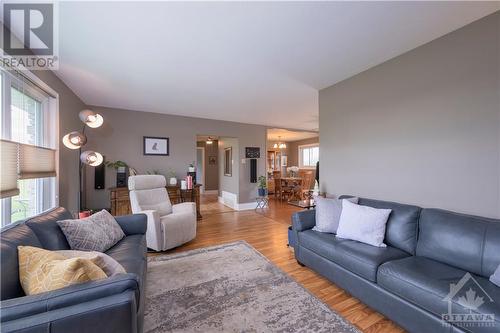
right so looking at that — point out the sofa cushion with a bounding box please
[25,207,72,250]
[417,208,500,278]
[298,229,408,282]
[1,222,42,300]
[299,229,343,261]
[340,196,421,255]
[333,241,409,282]
[106,235,147,292]
[378,256,500,325]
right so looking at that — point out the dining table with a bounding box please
[280,177,303,201]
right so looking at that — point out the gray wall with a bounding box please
[218,137,239,198]
[84,106,266,208]
[287,137,319,167]
[319,12,500,218]
[31,70,86,214]
[197,140,219,191]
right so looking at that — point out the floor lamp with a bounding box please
[62,110,104,212]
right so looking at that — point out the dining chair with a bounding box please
[274,174,282,200]
[299,170,315,199]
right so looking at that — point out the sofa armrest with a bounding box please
[0,273,139,323]
[292,209,316,232]
[115,214,147,235]
[1,291,137,333]
[172,202,196,215]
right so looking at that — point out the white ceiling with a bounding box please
[267,128,318,142]
[54,2,499,130]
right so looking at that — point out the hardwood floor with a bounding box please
[152,194,405,333]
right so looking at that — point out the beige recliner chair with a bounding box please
[128,175,196,251]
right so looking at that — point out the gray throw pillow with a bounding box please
[313,196,359,234]
[56,250,126,276]
[490,265,500,287]
[57,210,125,252]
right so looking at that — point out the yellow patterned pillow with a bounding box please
[18,246,107,295]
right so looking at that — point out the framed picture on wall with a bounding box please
[209,156,217,165]
[143,136,169,156]
[224,147,232,176]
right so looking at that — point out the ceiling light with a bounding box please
[62,131,87,149]
[79,109,104,128]
[206,137,214,144]
[273,136,286,149]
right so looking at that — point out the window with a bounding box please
[0,70,57,226]
[299,144,319,169]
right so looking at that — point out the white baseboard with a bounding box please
[236,202,258,211]
[219,191,238,209]
[218,191,258,211]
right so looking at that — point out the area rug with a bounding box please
[145,241,360,333]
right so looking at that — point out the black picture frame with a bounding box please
[143,136,169,156]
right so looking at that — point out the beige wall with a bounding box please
[319,12,500,218]
[83,106,267,208]
[287,137,319,167]
[197,140,219,191]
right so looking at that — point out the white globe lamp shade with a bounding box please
[80,151,104,166]
[62,131,87,149]
[79,110,104,128]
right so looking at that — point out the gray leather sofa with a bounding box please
[292,196,500,333]
[0,207,147,333]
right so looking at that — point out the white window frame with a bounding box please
[0,67,59,226]
[298,143,319,169]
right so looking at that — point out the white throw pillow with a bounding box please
[56,250,126,277]
[336,200,392,247]
[313,196,359,234]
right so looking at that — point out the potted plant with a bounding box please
[168,169,177,185]
[104,160,129,172]
[188,162,195,173]
[258,175,267,197]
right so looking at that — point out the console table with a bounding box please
[109,184,202,220]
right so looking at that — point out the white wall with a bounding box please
[319,12,500,218]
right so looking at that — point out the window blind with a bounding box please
[0,140,20,198]
[18,143,56,179]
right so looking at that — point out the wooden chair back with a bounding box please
[299,169,315,191]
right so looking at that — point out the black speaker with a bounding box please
[94,162,105,190]
[250,159,257,183]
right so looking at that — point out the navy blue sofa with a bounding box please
[292,196,500,333]
[0,207,147,333]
